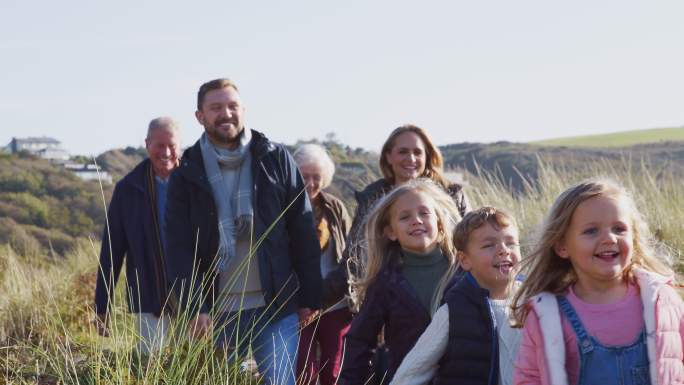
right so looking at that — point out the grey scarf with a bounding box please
[200,129,254,271]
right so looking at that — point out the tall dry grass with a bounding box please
[466,158,684,271]
[1,158,682,383]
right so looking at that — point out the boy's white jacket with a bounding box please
[530,268,684,385]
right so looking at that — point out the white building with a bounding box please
[6,136,70,161]
[63,163,112,184]
[5,136,112,183]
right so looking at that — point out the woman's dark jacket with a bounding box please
[434,273,498,385]
[164,130,322,319]
[339,246,434,385]
[317,191,352,308]
[94,158,170,316]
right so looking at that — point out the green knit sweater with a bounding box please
[401,247,449,312]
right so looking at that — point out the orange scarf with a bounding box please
[313,199,331,251]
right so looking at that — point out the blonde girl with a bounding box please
[512,178,684,385]
[339,178,461,385]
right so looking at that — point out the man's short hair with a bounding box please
[197,78,239,111]
[147,117,180,140]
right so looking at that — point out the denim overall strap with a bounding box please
[556,296,594,354]
[556,296,651,385]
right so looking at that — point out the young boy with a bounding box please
[390,206,522,385]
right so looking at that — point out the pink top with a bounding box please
[564,284,644,345]
[515,284,644,385]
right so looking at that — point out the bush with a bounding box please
[0,217,43,258]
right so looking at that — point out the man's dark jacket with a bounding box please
[94,158,170,315]
[164,129,322,319]
[339,245,433,385]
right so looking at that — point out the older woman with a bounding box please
[293,143,353,385]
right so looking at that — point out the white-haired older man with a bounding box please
[94,117,180,354]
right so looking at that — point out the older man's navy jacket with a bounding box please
[94,158,170,315]
[164,129,322,319]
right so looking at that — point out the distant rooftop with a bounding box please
[6,136,70,161]
[13,136,61,145]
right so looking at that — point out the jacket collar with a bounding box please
[449,272,491,303]
[123,158,151,193]
[317,190,335,209]
[356,178,392,203]
[381,245,435,317]
[177,128,276,192]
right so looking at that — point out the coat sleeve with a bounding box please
[677,287,684,366]
[339,280,387,385]
[282,148,322,310]
[342,192,371,291]
[321,198,353,307]
[338,198,352,235]
[164,170,208,314]
[513,309,548,385]
[94,182,128,315]
[390,304,449,385]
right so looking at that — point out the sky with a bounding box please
[1,0,683,156]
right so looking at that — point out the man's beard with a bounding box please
[206,121,243,147]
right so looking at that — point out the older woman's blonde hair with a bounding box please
[354,178,461,314]
[379,124,452,188]
[293,143,336,189]
[511,178,673,327]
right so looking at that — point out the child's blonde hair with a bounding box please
[356,178,461,313]
[511,178,673,327]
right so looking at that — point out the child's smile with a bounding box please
[554,195,633,289]
[494,260,515,275]
[385,190,440,254]
[460,222,520,298]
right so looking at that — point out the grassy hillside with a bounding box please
[0,141,378,259]
[532,126,684,147]
[2,160,682,384]
[2,137,684,383]
[440,140,684,192]
[0,153,112,257]
[3,135,683,259]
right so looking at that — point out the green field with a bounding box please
[533,127,684,147]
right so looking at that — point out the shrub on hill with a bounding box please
[96,146,146,182]
[0,154,111,256]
